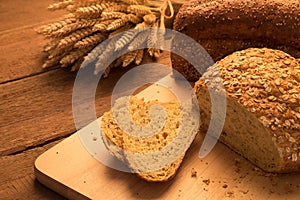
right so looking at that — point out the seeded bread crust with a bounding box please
[172,0,300,81]
[100,96,199,181]
[194,48,300,172]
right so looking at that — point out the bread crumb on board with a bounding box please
[225,191,234,198]
[239,189,249,195]
[223,184,228,189]
[191,168,197,178]
[202,179,210,186]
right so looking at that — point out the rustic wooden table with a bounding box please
[2,1,300,200]
[0,0,118,199]
[0,0,73,199]
[0,1,171,199]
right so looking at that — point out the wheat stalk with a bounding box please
[37,0,178,77]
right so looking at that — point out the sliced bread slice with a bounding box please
[100,96,199,181]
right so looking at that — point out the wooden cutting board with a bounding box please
[35,75,300,200]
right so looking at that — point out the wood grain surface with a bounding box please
[0,1,70,199]
[0,1,172,199]
[1,1,300,200]
[0,0,66,83]
[0,140,64,199]
[35,83,300,200]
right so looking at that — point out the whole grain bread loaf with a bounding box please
[100,96,199,181]
[172,0,300,81]
[194,48,300,172]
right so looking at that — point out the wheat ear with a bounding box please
[48,0,74,11]
[51,18,101,37]
[122,50,138,67]
[74,3,115,18]
[75,32,107,48]
[57,27,93,49]
[114,29,138,51]
[135,49,144,64]
[60,46,94,67]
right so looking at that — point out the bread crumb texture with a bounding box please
[195,48,300,172]
[102,96,182,153]
[101,96,199,181]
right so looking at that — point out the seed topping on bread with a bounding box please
[196,48,300,162]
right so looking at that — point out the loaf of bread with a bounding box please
[194,48,300,172]
[172,0,300,81]
[100,96,199,181]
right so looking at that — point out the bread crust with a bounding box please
[194,48,300,172]
[172,0,300,81]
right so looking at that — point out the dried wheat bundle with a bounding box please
[37,0,178,77]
